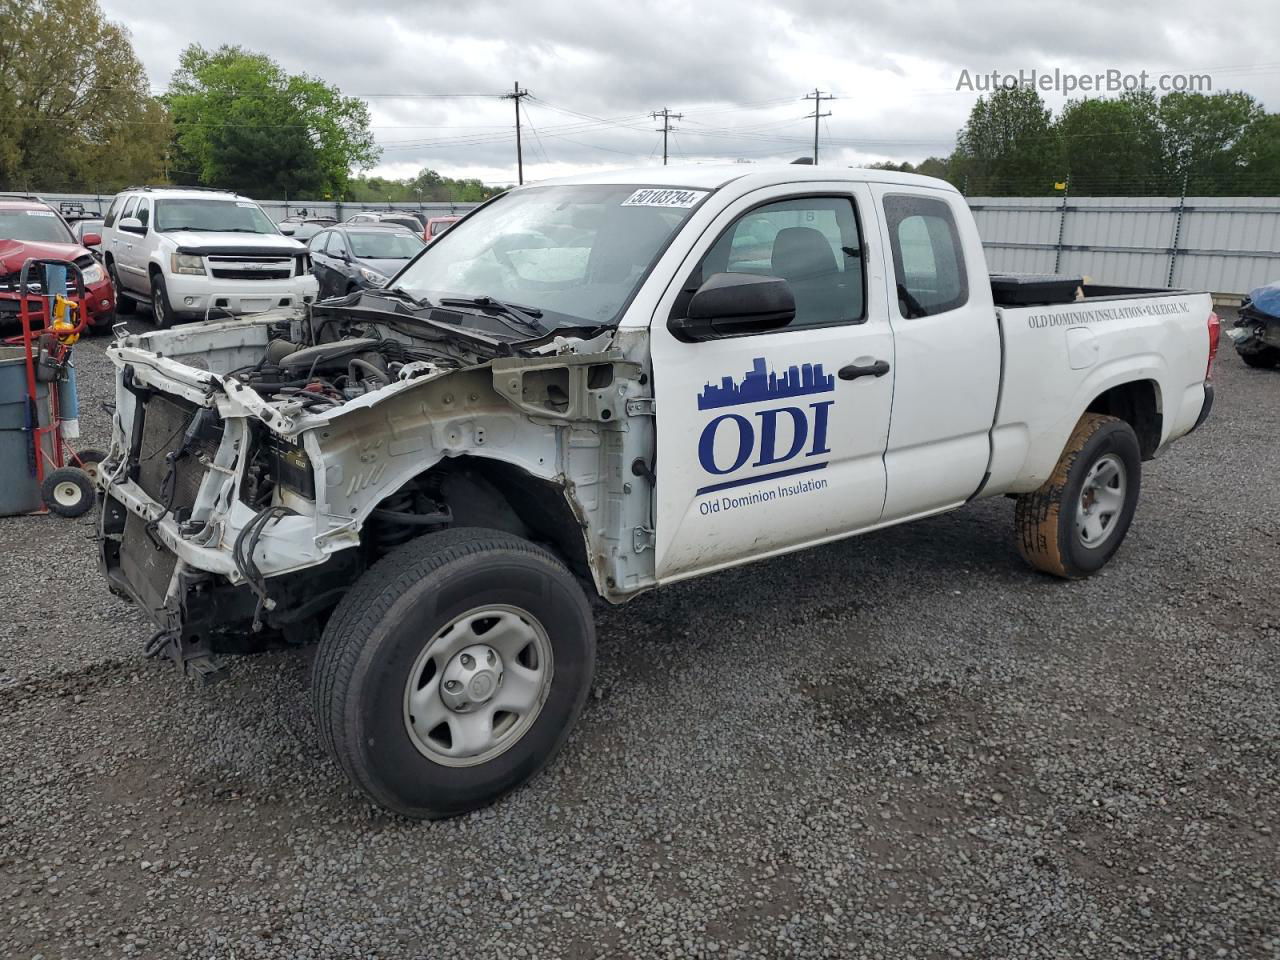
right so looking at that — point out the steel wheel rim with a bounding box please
[79,461,99,484]
[153,289,165,324]
[53,481,82,506]
[403,604,554,768]
[1075,453,1126,548]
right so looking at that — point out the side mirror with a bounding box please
[279,226,295,236]
[118,217,145,235]
[668,272,796,342]
[82,232,101,247]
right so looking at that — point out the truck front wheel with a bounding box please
[1015,413,1142,579]
[312,528,596,818]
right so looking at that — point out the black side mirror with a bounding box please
[668,272,796,342]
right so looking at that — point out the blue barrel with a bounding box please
[0,347,51,516]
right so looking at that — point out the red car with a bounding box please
[424,215,460,244]
[0,196,116,332]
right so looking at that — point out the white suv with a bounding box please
[101,186,318,327]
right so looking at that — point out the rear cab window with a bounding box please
[882,193,967,318]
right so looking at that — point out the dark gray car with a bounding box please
[308,225,425,298]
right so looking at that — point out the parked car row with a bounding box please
[340,209,461,245]
[1,188,467,333]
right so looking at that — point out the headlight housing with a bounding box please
[171,253,205,276]
[358,266,389,287]
[80,262,105,285]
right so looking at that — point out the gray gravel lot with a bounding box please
[1,314,1277,960]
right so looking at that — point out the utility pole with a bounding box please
[651,107,683,165]
[503,81,530,184]
[802,89,835,165]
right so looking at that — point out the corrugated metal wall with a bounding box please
[968,196,1280,296]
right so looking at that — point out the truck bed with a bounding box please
[984,286,1214,494]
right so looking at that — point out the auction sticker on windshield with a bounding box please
[622,188,708,208]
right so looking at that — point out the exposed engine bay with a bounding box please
[99,295,656,679]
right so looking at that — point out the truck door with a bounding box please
[649,184,895,581]
[867,187,1001,520]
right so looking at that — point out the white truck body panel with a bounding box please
[96,165,1213,622]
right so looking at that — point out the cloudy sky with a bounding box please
[103,0,1278,186]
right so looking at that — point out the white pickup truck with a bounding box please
[97,166,1219,817]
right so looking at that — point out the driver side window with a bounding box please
[674,195,866,330]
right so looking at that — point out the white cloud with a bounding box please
[102,0,1280,185]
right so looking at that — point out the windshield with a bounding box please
[350,231,425,259]
[392,184,706,328]
[0,209,74,244]
[154,198,278,234]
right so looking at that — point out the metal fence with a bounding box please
[967,195,1280,297]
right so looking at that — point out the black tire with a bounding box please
[107,260,136,315]
[40,467,95,518]
[1240,347,1280,369]
[1015,413,1142,579]
[87,310,116,335]
[69,447,109,486]
[312,527,596,819]
[150,272,172,328]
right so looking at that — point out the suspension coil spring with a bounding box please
[370,489,417,552]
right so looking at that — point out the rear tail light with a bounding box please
[1206,311,1221,381]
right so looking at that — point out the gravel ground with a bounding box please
[1,313,1277,960]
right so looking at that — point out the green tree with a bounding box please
[0,0,168,192]
[1158,91,1266,195]
[1237,114,1280,194]
[166,45,379,198]
[1056,90,1164,195]
[951,87,1059,195]
[345,167,506,204]
[913,156,954,183]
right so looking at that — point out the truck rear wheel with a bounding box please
[312,527,596,818]
[1015,413,1141,579]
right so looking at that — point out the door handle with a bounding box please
[838,359,890,381]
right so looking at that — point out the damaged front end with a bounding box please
[1228,282,1280,368]
[98,299,656,681]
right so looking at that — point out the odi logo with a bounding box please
[695,357,835,496]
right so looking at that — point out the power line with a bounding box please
[520,102,551,167]
[651,107,684,165]
[803,89,835,164]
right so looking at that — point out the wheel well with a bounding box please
[1086,380,1162,459]
[368,457,591,582]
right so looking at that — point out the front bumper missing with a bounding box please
[100,490,360,681]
